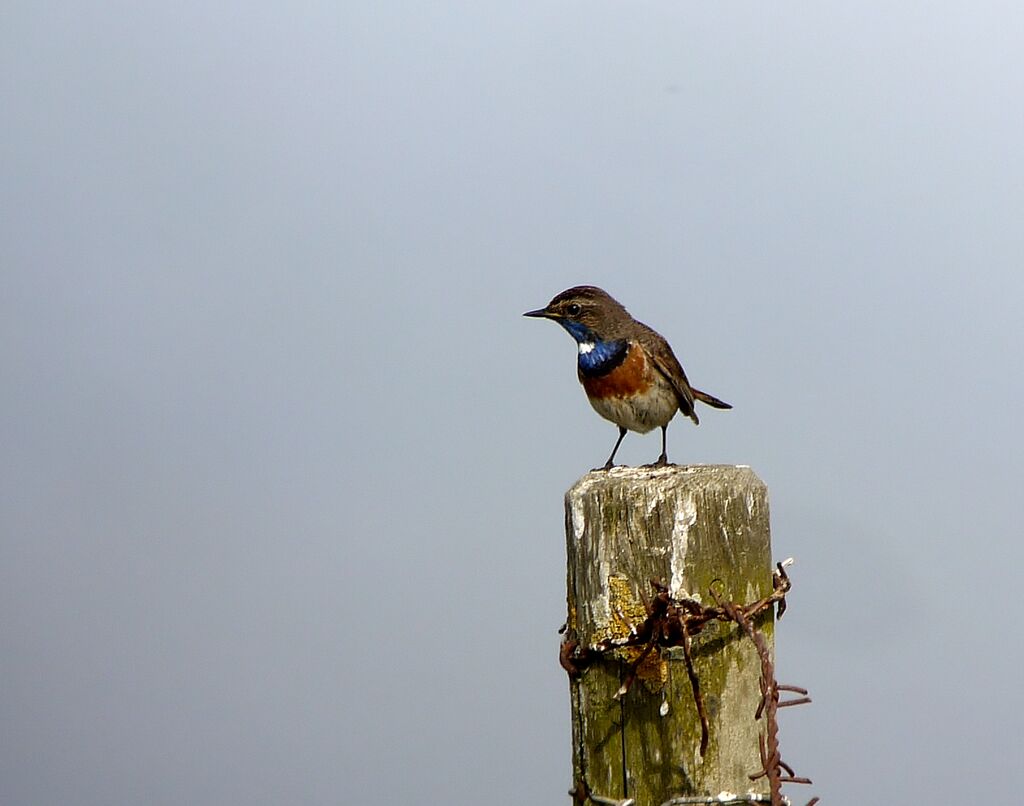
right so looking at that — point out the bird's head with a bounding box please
[523,286,630,343]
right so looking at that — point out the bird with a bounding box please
[524,286,731,469]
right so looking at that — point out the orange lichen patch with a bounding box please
[606,574,668,691]
[579,344,652,399]
[607,575,647,638]
[566,599,577,632]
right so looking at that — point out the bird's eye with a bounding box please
[566,303,582,317]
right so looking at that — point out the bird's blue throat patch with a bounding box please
[556,319,628,377]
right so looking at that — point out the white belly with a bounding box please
[586,379,679,433]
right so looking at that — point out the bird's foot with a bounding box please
[593,461,616,472]
[642,454,673,469]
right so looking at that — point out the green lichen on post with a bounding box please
[565,465,773,805]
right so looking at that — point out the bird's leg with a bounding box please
[651,425,669,466]
[599,426,628,471]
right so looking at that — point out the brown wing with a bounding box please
[635,322,700,424]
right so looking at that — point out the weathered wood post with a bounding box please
[565,465,774,805]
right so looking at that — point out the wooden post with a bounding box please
[565,465,773,805]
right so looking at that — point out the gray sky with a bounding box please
[3,3,1022,804]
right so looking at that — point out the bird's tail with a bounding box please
[692,388,732,410]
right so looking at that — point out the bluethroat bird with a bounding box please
[524,286,731,469]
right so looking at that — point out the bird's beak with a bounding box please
[523,307,552,318]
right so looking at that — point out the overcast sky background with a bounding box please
[3,3,1023,804]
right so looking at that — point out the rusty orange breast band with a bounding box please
[579,343,653,399]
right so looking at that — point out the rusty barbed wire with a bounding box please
[563,560,817,806]
[711,572,813,806]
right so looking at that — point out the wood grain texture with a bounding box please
[565,465,773,805]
